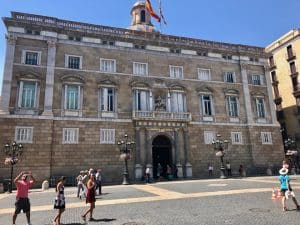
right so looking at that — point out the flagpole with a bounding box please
[159,0,162,33]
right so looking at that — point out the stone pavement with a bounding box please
[1,176,300,225]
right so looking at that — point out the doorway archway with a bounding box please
[152,135,172,179]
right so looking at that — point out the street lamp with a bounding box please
[117,134,135,185]
[3,141,23,193]
[212,134,229,179]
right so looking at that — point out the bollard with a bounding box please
[42,180,49,191]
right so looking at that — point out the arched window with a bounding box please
[141,10,146,23]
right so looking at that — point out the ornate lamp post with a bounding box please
[3,141,23,193]
[212,134,229,179]
[117,134,135,185]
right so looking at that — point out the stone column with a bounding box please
[240,63,254,124]
[145,129,153,178]
[264,66,277,124]
[0,34,17,114]
[134,127,143,180]
[176,129,183,178]
[42,39,57,116]
[184,128,193,178]
[174,129,183,178]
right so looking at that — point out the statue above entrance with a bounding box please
[155,95,166,111]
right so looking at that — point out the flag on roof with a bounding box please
[145,0,161,22]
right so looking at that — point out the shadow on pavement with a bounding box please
[92,218,117,222]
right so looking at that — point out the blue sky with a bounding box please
[0,0,300,92]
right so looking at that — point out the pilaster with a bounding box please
[240,63,253,124]
[0,34,17,114]
[42,39,57,116]
[264,66,278,124]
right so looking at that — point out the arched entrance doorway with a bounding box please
[152,135,172,179]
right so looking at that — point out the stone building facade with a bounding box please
[266,30,300,147]
[0,2,283,184]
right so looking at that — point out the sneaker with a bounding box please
[81,215,86,221]
[89,217,96,221]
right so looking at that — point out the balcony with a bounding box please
[132,111,192,121]
[286,52,296,62]
[274,96,282,105]
[268,63,277,71]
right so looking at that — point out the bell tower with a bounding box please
[129,1,158,32]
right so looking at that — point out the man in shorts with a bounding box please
[13,171,35,225]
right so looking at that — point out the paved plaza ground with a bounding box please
[1,176,300,225]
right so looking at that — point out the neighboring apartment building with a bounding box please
[0,2,283,184]
[266,29,300,148]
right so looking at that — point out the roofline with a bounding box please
[265,29,300,52]
[3,11,266,55]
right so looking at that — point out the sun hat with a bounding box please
[279,167,288,175]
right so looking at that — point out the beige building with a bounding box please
[266,30,300,147]
[0,2,283,184]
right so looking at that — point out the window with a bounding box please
[63,85,81,110]
[222,55,232,60]
[65,55,82,69]
[171,92,186,112]
[224,72,235,83]
[100,129,115,144]
[252,75,264,85]
[287,45,294,59]
[261,132,272,144]
[100,87,115,112]
[68,36,81,41]
[18,81,38,108]
[133,62,148,76]
[170,66,184,79]
[231,132,242,144]
[100,58,116,73]
[15,126,33,143]
[141,10,146,22]
[290,62,297,74]
[198,68,211,81]
[201,94,213,116]
[135,90,151,111]
[269,56,275,67]
[226,96,239,117]
[271,71,277,83]
[204,131,215,144]
[63,128,79,144]
[22,50,41,65]
[170,49,181,54]
[255,98,265,118]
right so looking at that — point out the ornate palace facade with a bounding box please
[0,2,283,184]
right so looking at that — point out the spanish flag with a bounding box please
[145,0,161,22]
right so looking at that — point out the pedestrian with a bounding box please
[157,163,162,179]
[53,176,66,225]
[95,168,102,195]
[82,174,96,221]
[239,165,244,177]
[278,167,300,211]
[76,171,85,199]
[12,171,35,225]
[167,164,172,180]
[173,164,178,179]
[145,166,151,183]
[208,163,213,177]
[283,160,289,169]
[226,161,232,176]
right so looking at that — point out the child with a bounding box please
[278,167,300,211]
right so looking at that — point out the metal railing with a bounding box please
[133,111,191,121]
